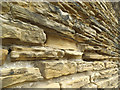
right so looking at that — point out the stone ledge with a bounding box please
[10,46,84,61]
[10,46,65,61]
[1,16,46,45]
[83,52,110,60]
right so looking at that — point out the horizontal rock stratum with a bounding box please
[0,1,120,89]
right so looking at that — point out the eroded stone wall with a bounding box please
[0,1,120,89]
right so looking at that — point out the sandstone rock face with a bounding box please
[76,61,93,72]
[95,75,119,88]
[10,46,65,61]
[35,60,77,79]
[1,68,43,88]
[65,50,83,56]
[105,61,117,68]
[91,68,118,83]
[82,83,97,88]
[0,1,120,89]
[83,52,110,60]
[1,16,46,45]
[11,4,75,38]
[92,61,105,70]
[60,75,90,88]
[45,33,77,50]
[0,49,8,65]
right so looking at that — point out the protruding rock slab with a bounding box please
[64,50,83,59]
[84,46,118,56]
[10,46,65,61]
[1,68,43,88]
[1,16,46,45]
[65,50,83,56]
[83,52,110,60]
[10,46,84,61]
[11,4,75,38]
[0,49,8,65]
[35,60,77,79]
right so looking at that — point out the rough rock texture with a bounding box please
[1,68,43,88]
[0,1,120,89]
[60,75,90,88]
[35,60,77,79]
[0,49,8,65]
[10,46,65,61]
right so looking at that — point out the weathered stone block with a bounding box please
[76,60,93,72]
[83,53,110,60]
[1,67,42,77]
[35,60,77,79]
[65,50,83,56]
[84,46,115,56]
[60,75,90,88]
[0,49,8,65]
[64,50,83,59]
[99,68,118,77]
[105,61,117,68]
[1,68,43,88]
[91,68,118,83]
[45,32,77,50]
[10,46,65,61]
[11,4,75,38]
[1,16,46,45]
[92,61,105,70]
[95,75,118,88]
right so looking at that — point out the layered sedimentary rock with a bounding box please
[0,1,120,89]
[10,46,65,61]
[35,60,77,79]
[0,49,8,65]
[1,68,43,88]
